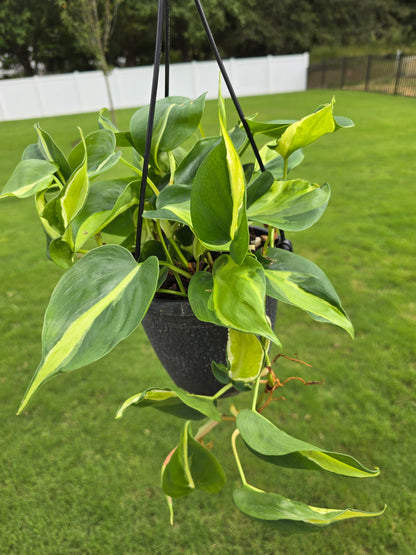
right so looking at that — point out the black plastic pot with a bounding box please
[142,296,277,396]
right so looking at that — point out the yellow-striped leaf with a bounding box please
[35,124,72,181]
[17,246,159,414]
[212,254,280,346]
[41,132,89,234]
[275,100,336,159]
[0,159,58,199]
[116,386,222,422]
[162,421,226,498]
[227,330,264,383]
[265,248,353,337]
[237,409,379,477]
[233,485,385,525]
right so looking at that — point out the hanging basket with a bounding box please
[134,0,291,395]
[142,296,277,396]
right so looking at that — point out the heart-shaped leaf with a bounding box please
[247,179,330,231]
[188,272,223,326]
[17,246,159,414]
[245,117,294,139]
[275,101,337,159]
[42,132,89,233]
[162,421,225,498]
[233,484,385,525]
[130,95,206,172]
[69,129,121,177]
[35,124,72,181]
[212,254,280,346]
[226,329,264,383]
[116,385,222,422]
[144,183,192,227]
[264,248,353,337]
[237,409,379,477]
[174,136,220,185]
[0,159,58,199]
[71,178,140,251]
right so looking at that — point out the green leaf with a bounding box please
[190,140,233,247]
[218,86,248,264]
[69,129,121,178]
[35,124,72,181]
[162,421,225,498]
[42,132,89,233]
[129,95,206,172]
[190,138,248,262]
[226,329,264,383]
[246,171,274,208]
[161,435,193,499]
[275,101,337,159]
[237,409,379,477]
[174,136,220,185]
[71,178,140,251]
[49,237,74,269]
[0,159,58,198]
[116,385,222,422]
[115,387,205,420]
[264,248,353,337]
[190,90,249,263]
[233,484,385,525]
[98,108,133,147]
[212,254,280,346]
[188,272,223,326]
[247,179,330,231]
[17,246,159,414]
[245,117,294,139]
[334,115,354,130]
[22,143,44,161]
[143,183,192,227]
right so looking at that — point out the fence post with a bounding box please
[394,53,403,95]
[365,55,372,91]
[340,57,347,88]
[320,59,326,88]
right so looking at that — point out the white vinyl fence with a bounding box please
[0,53,309,121]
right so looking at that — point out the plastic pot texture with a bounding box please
[142,296,277,396]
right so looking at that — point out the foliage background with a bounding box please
[1,0,416,76]
[0,90,415,553]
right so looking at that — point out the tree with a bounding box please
[0,0,91,76]
[57,0,123,121]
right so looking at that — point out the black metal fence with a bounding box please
[308,53,416,97]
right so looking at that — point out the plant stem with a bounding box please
[283,157,289,180]
[156,220,173,263]
[168,151,176,184]
[157,289,187,298]
[198,123,206,138]
[156,221,186,294]
[210,383,233,400]
[168,234,190,271]
[231,429,247,486]
[251,371,262,412]
[206,251,215,270]
[195,419,219,442]
[119,157,159,196]
[158,260,192,279]
[95,232,103,246]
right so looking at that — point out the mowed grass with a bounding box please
[0,90,415,554]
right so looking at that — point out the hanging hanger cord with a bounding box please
[134,0,166,260]
[164,0,170,97]
[193,0,290,249]
[193,0,265,172]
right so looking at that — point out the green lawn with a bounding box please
[0,90,415,554]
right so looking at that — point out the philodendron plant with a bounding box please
[1,88,385,527]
